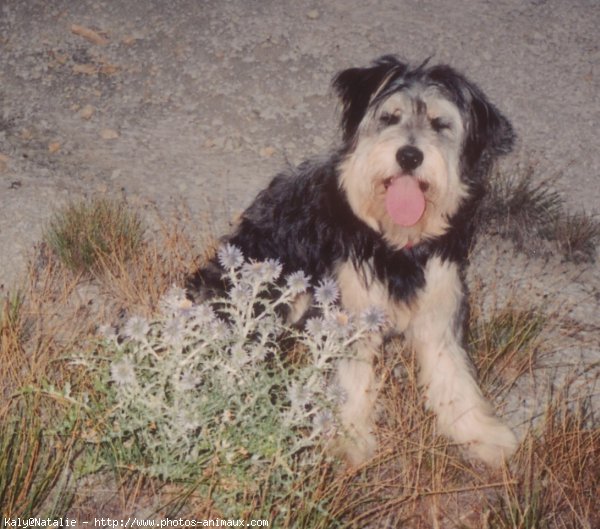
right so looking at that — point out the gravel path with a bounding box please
[1,1,598,416]
[1,0,598,288]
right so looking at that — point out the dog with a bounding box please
[187,55,518,467]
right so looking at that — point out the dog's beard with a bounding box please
[338,139,467,249]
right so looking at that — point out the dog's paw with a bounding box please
[461,411,518,467]
[333,428,377,467]
[437,397,518,467]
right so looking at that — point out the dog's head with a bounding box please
[334,55,514,249]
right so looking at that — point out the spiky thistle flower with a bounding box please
[315,277,339,306]
[110,357,137,386]
[218,243,244,270]
[122,316,150,342]
[360,306,387,332]
[286,270,311,295]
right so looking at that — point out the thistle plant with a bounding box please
[74,245,385,518]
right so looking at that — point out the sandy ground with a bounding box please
[1,1,598,421]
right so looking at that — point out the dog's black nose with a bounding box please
[396,146,424,172]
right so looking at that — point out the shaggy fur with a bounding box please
[187,55,518,467]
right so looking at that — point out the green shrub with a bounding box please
[67,245,384,520]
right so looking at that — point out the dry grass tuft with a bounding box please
[481,164,562,250]
[95,214,209,316]
[550,211,600,264]
[469,304,545,398]
[0,243,87,397]
[480,164,599,262]
[0,291,28,398]
[44,197,144,276]
[0,394,80,518]
[489,399,598,529]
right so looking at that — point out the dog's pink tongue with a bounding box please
[385,176,426,226]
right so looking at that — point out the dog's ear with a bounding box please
[465,84,515,162]
[333,55,408,143]
[428,65,514,165]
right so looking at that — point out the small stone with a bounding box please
[79,104,95,120]
[259,146,276,158]
[121,35,138,46]
[100,128,119,140]
[312,136,327,149]
[50,51,69,65]
[72,63,97,76]
[48,141,61,154]
[98,61,119,76]
[307,9,320,19]
[71,24,109,46]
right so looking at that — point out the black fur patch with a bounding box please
[188,155,430,303]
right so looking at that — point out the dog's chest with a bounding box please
[335,259,413,332]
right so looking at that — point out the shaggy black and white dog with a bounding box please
[188,55,518,467]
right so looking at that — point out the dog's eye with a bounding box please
[380,112,400,126]
[430,117,451,132]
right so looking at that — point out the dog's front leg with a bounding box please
[335,335,380,465]
[334,262,387,465]
[406,256,517,466]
